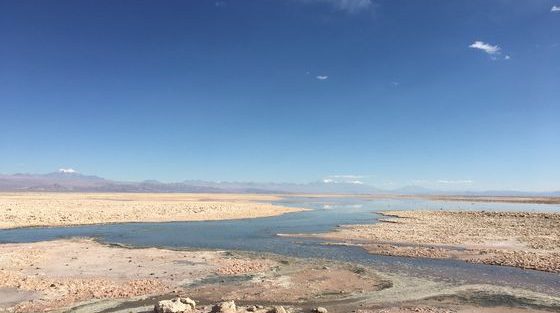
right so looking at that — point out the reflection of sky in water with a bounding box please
[0,197,558,295]
[323,204,363,209]
[297,197,560,213]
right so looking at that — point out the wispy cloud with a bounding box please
[552,5,560,12]
[58,168,77,174]
[322,174,366,184]
[322,179,364,184]
[296,0,373,13]
[316,75,329,80]
[437,179,474,185]
[469,41,511,60]
[469,41,501,55]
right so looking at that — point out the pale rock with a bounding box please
[154,297,195,313]
[269,306,287,313]
[212,300,237,313]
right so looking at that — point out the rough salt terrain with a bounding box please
[0,239,387,312]
[1,239,559,313]
[0,192,305,229]
[1,195,560,313]
[315,211,560,272]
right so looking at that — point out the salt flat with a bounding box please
[0,192,305,229]
[2,239,557,313]
[315,210,560,272]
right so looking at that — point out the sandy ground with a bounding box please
[0,193,305,229]
[0,239,386,312]
[1,194,560,313]
[1,239,558,313]
[0,239,278,312]
[314,211,560,272]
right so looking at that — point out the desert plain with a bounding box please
[0,192,559,313]
[0,193,304,229]
[310,210,560,273]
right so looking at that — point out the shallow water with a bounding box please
[0,196,559,295]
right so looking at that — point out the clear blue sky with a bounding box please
[1,0,559,191]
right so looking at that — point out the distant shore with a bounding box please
[1,191,559,230]
[0,192,305,229]
[403,194,560,205]
[290,193,560,204]
[310,210,560,273]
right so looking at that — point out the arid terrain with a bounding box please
[294,194,560,205]
[0,193,304,229]
[388,195,560,205]
[1,193,559,313]
[1,239,558,313]
[313,211,560,273]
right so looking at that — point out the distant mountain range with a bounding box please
[0,170,558,197]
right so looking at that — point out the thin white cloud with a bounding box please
[58,168,77,174]
[348,180,364,184]
[298,0,373,13]
[437,179,474,185]
[504,55,511,60]
[469,41,501,55]
[323,174,366,184]
[323,179,364,184]
[316,75,329,80]
[552,5,560,12]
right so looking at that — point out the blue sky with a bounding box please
[1,0,559,191]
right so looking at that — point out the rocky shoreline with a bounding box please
[154,297,294,313]
[315,211,560,273]
[0,239,386,312]
[1,239,559,313]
